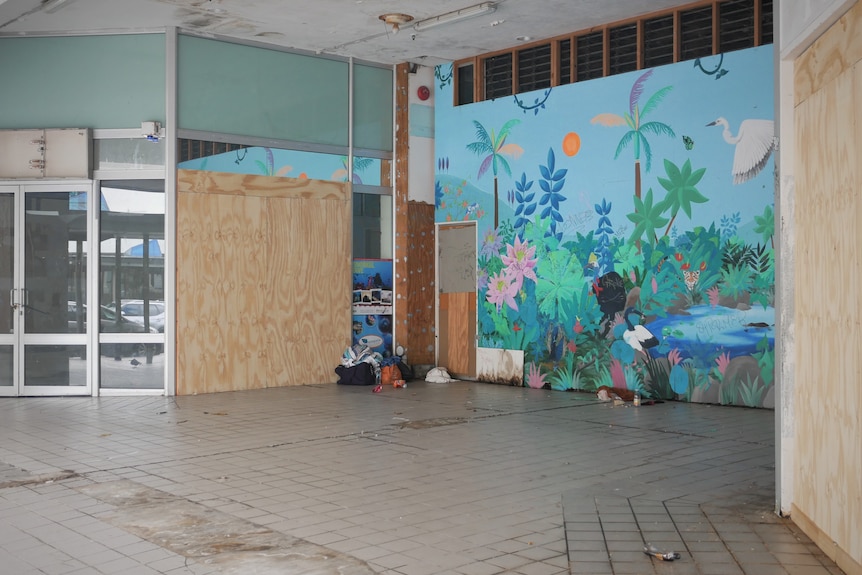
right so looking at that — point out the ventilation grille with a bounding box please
[558,39,572,85]
[643,15,674,68]
[457,63,474,105]
[518,44,552,93]
[609,23,638,75]
[680,6,713,61]
[720,0,754,52]
[760,0,773,44]
[576,32,604,81]
[484,53,513,99]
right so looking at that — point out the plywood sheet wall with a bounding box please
[793,2,862,572]
[177,169,351,395]
[405,201,436,365]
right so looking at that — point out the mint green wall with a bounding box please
[0,35,165,129]
[177,35,352,147]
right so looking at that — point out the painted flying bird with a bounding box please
[706,117,776,184]
[622,307,659,353]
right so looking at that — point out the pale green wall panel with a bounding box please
[354,64,393,152]
[0,35,165,129]
[178,35,349,146]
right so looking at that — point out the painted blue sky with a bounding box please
[435,45,775,240]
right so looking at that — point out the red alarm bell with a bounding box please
[417,85,430,100]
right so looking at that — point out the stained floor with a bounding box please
[0,381,845,575]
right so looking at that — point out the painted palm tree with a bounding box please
[657,158,708,237]
[591,70,675,200]
[332,156,374,184]
[467,119,523,229]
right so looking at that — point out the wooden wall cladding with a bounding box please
[793,2,862,572]
[406,201,436,365]
[177,169,351,395]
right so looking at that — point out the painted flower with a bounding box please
[707,285,720,307]
[566,340,577,354]
[526,362,547,389]
[479,228,503,259]
[715,351,731,376]
[573,318,584,334]
[500,236,538,291]
[477,268,489,291]
[486,270,519,313]
[667,348,682,366]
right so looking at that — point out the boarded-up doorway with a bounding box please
[437,223,476,378]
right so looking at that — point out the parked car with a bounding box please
[67,302,162,357]
[111,300,166,333]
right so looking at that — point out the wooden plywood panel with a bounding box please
[439,291,475,377]
[265,196,351,386]
[406,201,435,365]
[177,189,268,394]
[794,1,862,105]
[794,10,862,571]
[177,169,351,394]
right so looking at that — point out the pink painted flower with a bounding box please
[526,362,548,389]
[486,270,519,313]
[715,351,731,376]
[573,318,584,334]
[667,348,682,366]
[707,286,720,307]
[500,236,538,291]
[652,276,658,294]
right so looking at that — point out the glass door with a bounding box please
[0,188,15,393]
[0,184,93,396]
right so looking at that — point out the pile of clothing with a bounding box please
[335,344,382,385]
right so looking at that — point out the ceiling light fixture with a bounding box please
[378,13,414,35]
[412,2,497,33]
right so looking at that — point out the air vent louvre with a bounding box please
[576,32,604,81]
[484,53,513,99]
[518,44,552,93]
[720,0,754,52]
[680,6,713,61]
[609,23,638,74]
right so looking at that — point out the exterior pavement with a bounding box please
[0,380,845,575]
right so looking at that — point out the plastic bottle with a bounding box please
[633,392,641,407]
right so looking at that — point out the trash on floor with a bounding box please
[643,543,681,561]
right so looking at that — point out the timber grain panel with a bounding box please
[794,4,862,572]
[177,169,351,395]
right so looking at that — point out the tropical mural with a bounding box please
[434,45,776,407]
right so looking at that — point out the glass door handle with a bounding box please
[9,289,18,310]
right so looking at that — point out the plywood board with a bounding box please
[794,8,862,570]
[177,169,351,395]
[438,291,475,377]
[794,0,862,104]
[405,201,435,365]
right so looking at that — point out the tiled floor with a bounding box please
[0,381,845,575]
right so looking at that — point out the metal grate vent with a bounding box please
[178,139,247,163]
[518,44,552,93]
[457,63,474,105]
[680,6,713,61]
[576,32,604,81]
[484,53,513,99]
[558,39,572,85]
[609,23,638,74]
[720,0,754,52]
[760,0,773,44]
[643,15,674,68]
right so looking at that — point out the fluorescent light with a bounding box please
[412,2,497,32]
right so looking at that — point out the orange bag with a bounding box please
[381,363,402,386]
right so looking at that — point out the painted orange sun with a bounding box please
[562,132,581,157]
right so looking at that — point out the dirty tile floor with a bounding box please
[0,381,845,575]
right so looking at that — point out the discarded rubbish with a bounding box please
[372,385,383,393]
[643,543,681,561]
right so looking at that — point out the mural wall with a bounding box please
[434,45,776,407]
